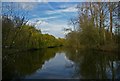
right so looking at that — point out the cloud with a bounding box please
[45,4,77,15]
[27,15,61,25]
[40,16,60,20]
[2,0,38,2]
[2,0,118,2]
[38,22,68,38]
[58,3,77,9]
[2,0,69,2]
[27,17,68,38]
[2,2,37,11]
[18,3,38,10]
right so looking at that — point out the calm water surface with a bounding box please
[3,48,120,80]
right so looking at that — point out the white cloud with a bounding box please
[32,14,38,17]
[2,2,37,11]
[26,15,60,26]
[2,0,119,2]
[31,20,68,38]
[59,3,77,9]
[29,16,60,21]
[40,16,60,20]
[2,0,69,2]
[46,4,77,15]
[26,14,72,37]
[2,0,38,2]
[18,3,38,10]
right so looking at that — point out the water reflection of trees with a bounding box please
[65,48,120,79]
[2,48,63,80]
[3,48,120,80]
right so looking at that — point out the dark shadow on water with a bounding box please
[65,48,120,79]
[2,47,120,80]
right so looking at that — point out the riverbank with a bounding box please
[3,43,119,56]
[2,45,64,55]
[65,44,119,54]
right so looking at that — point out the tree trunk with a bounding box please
[109,3,113,40]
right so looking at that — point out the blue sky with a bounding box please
[2,2,81,38]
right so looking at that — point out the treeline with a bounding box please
[2,15,65,50]
[66,2,120,51]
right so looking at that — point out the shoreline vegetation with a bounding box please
[2,2,120,54]
[2,16,65,52]
[64,2,120,53]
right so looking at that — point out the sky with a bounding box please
[2,2,80,38]
[26,2,79,38]
[2,0,118,38]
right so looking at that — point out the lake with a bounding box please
[2,47,120,80]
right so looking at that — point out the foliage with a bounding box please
[2,15,65,50]
[66,2,119,50]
